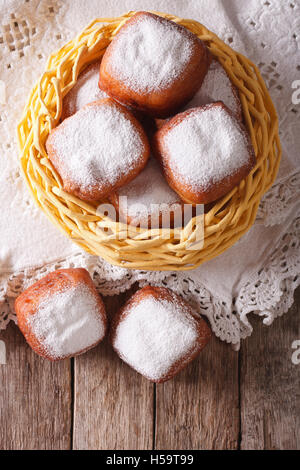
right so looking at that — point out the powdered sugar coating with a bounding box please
[116,158,182,227]
[28,284,105,359]
[182,59,242,119]
[113,294,199,381]
[164,106,251,190]
[107,13,194,93]
[48,101,145,192]
[62,61,107,119]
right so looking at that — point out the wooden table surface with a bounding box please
[0,285,299,450]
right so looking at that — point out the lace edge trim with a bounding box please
[1,194,299,346]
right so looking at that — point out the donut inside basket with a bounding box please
[17,10,281,271]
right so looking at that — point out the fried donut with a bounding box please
[62,60,108,120]
[15,268,107,361]
[61,58,147,123]
[152,102,256,204]
[182,59,243,120]
[99,11,210,118]
[46,98,150,202]
[108,157,182,228]
[110,285,211,383]
[109,157,183,228]
[108,157,200,229]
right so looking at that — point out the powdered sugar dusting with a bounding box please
[108,14,194,93]
[164,106,251,190]
[183,60,241,118]
[117,158,181,226]
[49,101,144,191]
[63,61,107,118]
[114,294,199,380]
[28,284,105,358]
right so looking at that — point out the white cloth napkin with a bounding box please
[0,0,299,345]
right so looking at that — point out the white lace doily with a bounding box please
[0,0,299,347]
[1,212,299,348]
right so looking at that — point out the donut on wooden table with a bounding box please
[99,11,210,118]
[15,268,107,361]
[46,98,150,202]
[110,285,211,383]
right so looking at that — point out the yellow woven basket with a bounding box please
[17,11,281,271]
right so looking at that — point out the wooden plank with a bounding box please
[155,333,240,450]
[240,286,300,450]
[73,288,154,450]
[0,322,72,450]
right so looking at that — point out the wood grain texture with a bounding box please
[1,286,299,450]
[240,287,300,450]
[155,333,240,450]
[0,322,71,450]
[73,288,154,450]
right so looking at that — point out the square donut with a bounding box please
[62,60,108,120]
[182,58,242,120]
[110,286,211,382]
[15,268,107,360]
[99,11,210,118]
[152,102,256,204]
[109,157,183,228]
[46,98,150,202]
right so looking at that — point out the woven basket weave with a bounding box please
[17,11,281,271]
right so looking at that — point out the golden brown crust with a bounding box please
[46,98,150,203]
[182,58,243,122]
[152,102,256,204]
[15,268,107,361]
[110,285,211,382]
[153,59,243,129]
[99,12,211,118]
[154,117,168,130]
